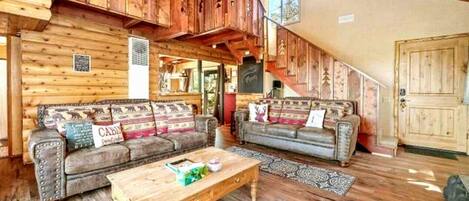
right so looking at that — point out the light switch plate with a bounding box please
[338,14,354,24]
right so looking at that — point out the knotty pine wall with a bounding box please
[20,13,129,162]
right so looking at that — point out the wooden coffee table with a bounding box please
[107,147,261,201]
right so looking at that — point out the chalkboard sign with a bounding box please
[65,121,94,151]
[238,57,263,93]
[73,54,91,72]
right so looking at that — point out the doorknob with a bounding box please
[400,98,407,111]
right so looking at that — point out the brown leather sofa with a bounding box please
[235,98,360,167]
[28,99,217,201]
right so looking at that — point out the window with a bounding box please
[269,0,300,25]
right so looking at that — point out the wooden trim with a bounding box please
[393,32,469,144]
[7,36,22,157]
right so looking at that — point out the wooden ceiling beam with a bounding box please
[0,0,52,21]
[123,18,141,29]
[201,32,245,45]
[225,41,244,64]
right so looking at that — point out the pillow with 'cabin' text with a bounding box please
[92,123,124,148]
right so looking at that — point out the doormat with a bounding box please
[226,146,356,196]
[404,145,458,160]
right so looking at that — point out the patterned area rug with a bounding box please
[226,146,356,196]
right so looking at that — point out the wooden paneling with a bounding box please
[347,69,362,114]
[320,54,333,99]
[157,0,170,25]
[127,0,144,18]
[296,38,307,84]
[286,32,297,76]
[67,0,169,26]
[20,13,129,163]
[307,45,320,98]
[361,78,378,135]
[8,36,22,156]
[109,0,126,13]
[276,28,287,69]
[235,93,263,110]
[333,61,348,100]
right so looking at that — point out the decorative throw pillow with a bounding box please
[305,110,326,128]
[111,103,156,140]
[64,121,94,152]
[248,103,268,122]
[53,110,94,135]
[150,101,170,135]
[92,123,124,148]
[259,98,283,123]
[165,102,195,133]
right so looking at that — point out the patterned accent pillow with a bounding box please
[259,98,283,123]
[278,99,312,125]
[111,103,156,140]
[165,102,195,133]
[53,110,94,135]
[311,101,354,130]
[92,123,124,148]
[64,121,94,152]
[248,103,268,122]
[150,101,169,135]
[43,104,112,129]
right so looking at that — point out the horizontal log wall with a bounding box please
[20,13,129,163]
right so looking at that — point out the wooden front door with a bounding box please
[397,35,469,152]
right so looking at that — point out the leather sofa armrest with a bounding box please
[28,129,66,201]
[335,115,360,164]
[234,110,249,140]
[195,115,218,147]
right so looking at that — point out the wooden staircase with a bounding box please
[264,17,398,156]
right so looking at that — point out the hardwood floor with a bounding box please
[1,126,468,201]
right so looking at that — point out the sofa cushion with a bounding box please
[150,101,170,134]
[278,99,311,125]
[297,127,336,145]
[259,98,283,123]
[243,121,270,133]
[165,102,195,133]
[64,144,130,174]
[311,100,354,130]
[121,136,174,160]
[111,102,156,140]
[160,131,207,150]
[266,124,302,138]
[43,104,112,129]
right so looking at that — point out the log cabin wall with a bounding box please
[235,93,264,110]
[20,13,129,162]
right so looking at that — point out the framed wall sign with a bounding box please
[238,57,263,93]
[73,54,91,72]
